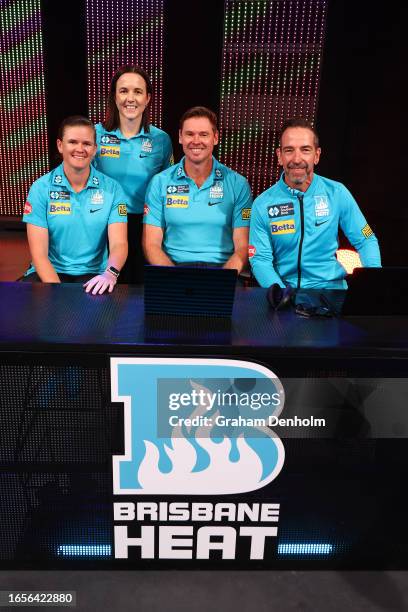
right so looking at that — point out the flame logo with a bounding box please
[111,358,285,495]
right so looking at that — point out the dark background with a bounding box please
[41,0,408,265]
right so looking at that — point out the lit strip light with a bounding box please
[57,544,112,557]
[219,0,328,196]
[278,543,333,555]
[86,0,164,126]
[0,0,48,216]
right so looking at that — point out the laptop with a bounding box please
[322,267,408,316]
[144,265,237,317]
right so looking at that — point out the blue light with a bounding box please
[278,543,333,555]
[57,544,111,557]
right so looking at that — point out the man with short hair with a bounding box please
[249,117,381,288]
[143,106,252,273]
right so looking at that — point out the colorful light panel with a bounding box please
[0,0,48,216]
[86,0,164,126]
[219,0,328,196]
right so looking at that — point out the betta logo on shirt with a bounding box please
[100,146,120,158]
[49,203,72,215]
[166,195,189,208]
[270,220,295,235]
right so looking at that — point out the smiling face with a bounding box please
[57,125,97,173]
[277,126,321,191]
[179,116,219,166]
[115,72,151,127]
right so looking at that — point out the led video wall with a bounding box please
[0,0,48,216]
[86,0,165,126]
[218,0,328,196]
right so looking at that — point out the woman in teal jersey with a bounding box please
[94,65,173,284]
[22,116,128,295]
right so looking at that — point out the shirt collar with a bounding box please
[109,125,151,140]
[175,156,223,182]
[51,163,100,190]
[279,171,317,197]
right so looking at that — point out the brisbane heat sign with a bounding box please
[111,358,285,561]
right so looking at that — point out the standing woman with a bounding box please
[94,65,173,284]
[22,115,128,295]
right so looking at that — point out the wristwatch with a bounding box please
[106,265,120,278]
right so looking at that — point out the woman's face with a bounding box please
[57,125,96,173]
[115,72,151,126]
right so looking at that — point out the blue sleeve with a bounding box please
[22,179,48,229]
[232,177,253,228]
[249,196,285,287]
[108,181,129,225]
[143,175,165,228]
[338,185,381,267]
[161,133,174,170]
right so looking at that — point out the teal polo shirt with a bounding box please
[22,163,128,276]
[143,157,252,264]
[94,123,173,214]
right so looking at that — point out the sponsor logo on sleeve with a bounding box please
[169,154,175,166]
[143,204,150,216]
[118,204,127,216]
[24,201,32,215]
[242,208,251,220]
[267,203,294,218]
[314,195,329,217]
[248,245,256,257]
[166,195,189,208]
[362,223,373,238]
[270,219,296,235]
[100,146,120,159]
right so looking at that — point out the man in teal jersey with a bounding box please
[249,117,381,289]
[94,65,173,284]
[22,116,128,294]
[143,107,252,272]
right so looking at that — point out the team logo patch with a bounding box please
[167,184,189,194]
[118,204,127,216]
[242,208,251,220]
[141,139,152,153]
[92,176,99,186]
[50,190,70,201]
[49,202,71,215]
[176,167,183,177]
[268,203,294,218]
[166,195,189,208]
[101,134,120,145]
[209,181,224,200]
[215,168,223,179]
[100,146,120,159]
[314,195,329,217]
[248,245,256,257]
[362,223,373,238]
[143,204,150,216]
[24,201,32,215]
[53,175,63,185]
[270,220,295,235]
[90,190,104,205]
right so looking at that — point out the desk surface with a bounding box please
[1,281,407,356]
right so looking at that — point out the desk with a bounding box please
[0,282,407,568]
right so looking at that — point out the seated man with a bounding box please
[142,106,252,273]
[249,117,381,289]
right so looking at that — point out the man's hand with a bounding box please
[83,270,117,295]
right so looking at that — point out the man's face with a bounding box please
[179,116,219,165]
[276,127,321,191]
